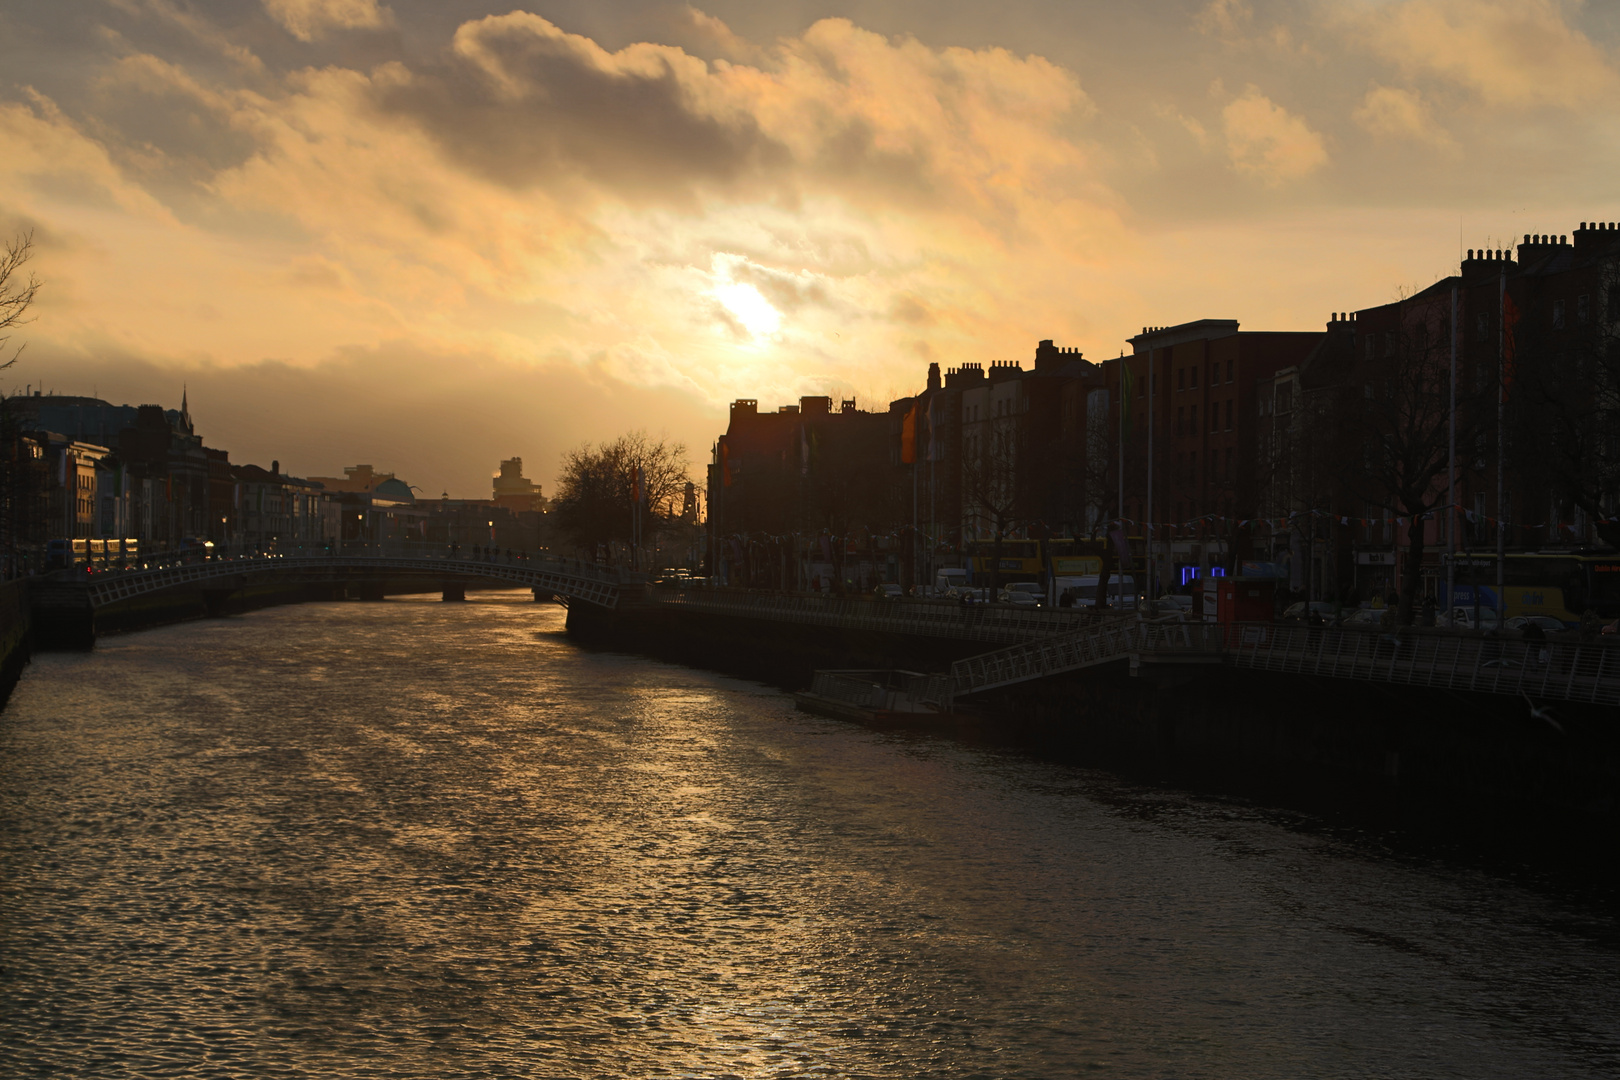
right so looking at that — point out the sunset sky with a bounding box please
[3,0,1618,495]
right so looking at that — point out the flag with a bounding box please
[1109,524,1131,570]
[901,400,919,464]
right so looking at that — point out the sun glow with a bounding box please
[715,282,782,338]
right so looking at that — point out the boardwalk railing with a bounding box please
[644,588,1135,645]
[943,619,1620,707]
[1224,623,1620,706]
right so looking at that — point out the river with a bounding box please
[1,592,1617,1078]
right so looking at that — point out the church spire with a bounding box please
[180,384,192,434]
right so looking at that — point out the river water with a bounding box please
[2,592,1617,1079]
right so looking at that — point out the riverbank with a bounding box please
[0,580,29,710]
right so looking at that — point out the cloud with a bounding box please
[262,0,391,43]
[1345,0,1619,109]
[1221,86,1328,185]
[1353,84,1455,148]
[1195,0,1253,39]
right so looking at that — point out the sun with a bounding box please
[715,282,782,338]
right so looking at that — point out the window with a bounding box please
[1191,405,1198,434]
[1176,406,1184,436]
[1191,451,1198,482]
[1384,331,1395,357]
[1553,299,1566,330]
[1212,362,1221,383]
[1225,399,1233,430]
[1177,369,1185,391]
[1579,294,1590,324]
[1190,366,1199,389]
[1365,335,1375,361]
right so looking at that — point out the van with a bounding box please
[1055,574,1137,607]
[934,567,969,598]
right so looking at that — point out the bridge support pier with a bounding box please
[442,584,466,602]
[533,588,553,603]
[354,583,387,602]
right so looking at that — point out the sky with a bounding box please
[3,0,1618,496]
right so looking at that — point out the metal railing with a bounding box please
[642,587,1135,645]
[72,553,632,610]
[1224,623,1620,706]
[942,618,1620,706]
[946,618,1217,697]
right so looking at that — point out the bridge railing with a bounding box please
[75,551,637,610]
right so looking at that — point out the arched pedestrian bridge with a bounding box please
[67,553,633,611]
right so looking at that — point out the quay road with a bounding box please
[642,587,1620,709]
[24,552,1620,708]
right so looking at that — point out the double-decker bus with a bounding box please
[1441,552,1620,624]
[46,538,142,571]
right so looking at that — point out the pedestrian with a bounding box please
[1421,595,1436,627]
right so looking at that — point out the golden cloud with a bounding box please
[1353,84,1455,149]
[1346,0,1619,109]
[1221,86,1328,185]
[263,0,391,43]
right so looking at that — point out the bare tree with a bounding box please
[1514,282,1620,547]
[962,411,1022,595]
[552,431,689,565]
[0,232,40,370]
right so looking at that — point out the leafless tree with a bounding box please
[552,431,689,565]
[0,232,40,370]
[1328,308,1495,623]
[1514,281,1620,547]
[962,412,1023,595]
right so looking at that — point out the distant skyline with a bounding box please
[3,0,1618,495]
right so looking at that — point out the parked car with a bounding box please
[998,582,1044,606]
[1281,601,1338,624]
[872,583,905,601]
[1342,607,1384,627]
[1505,615,1566,634]
[1441,606,1500,630]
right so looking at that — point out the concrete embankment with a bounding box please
[567,599,1620,882]
[0,579,30,708]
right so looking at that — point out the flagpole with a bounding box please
[1448,285,1457,620]
[912,404,919,592]
[1497,268,1506,624]
[1146,346,1155,609]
